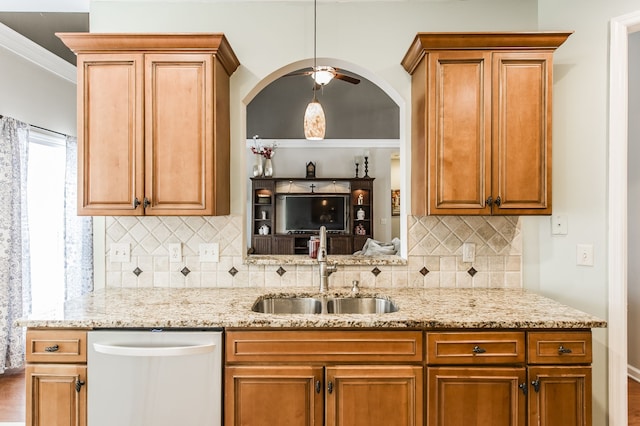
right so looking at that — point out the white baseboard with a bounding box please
[629,364,640,382]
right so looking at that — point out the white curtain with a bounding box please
[64,136,93,300]
[0,117,30,373]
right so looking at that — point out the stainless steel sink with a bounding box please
[251,296,398,314]
[326,297,398,314]
[251,297,323,314]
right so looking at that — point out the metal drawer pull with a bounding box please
[518,383,528,395]
[531,379,540,393]
[315,380,321,394]
[44,344,59,352]
[327,381,333,394]
[75,379,85,393]
[472,345,486,354]
[558,345,573,354]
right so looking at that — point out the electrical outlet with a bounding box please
[462,242,476,263]
[110,243,130,263]
[168,243,182,262]
[576,244,594,266]
[199,243,220,263]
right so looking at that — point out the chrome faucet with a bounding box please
[317,226,337,293]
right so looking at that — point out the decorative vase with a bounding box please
[264,158,273,177]
[253,154,263,177]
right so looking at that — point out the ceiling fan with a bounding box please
[286,66,361,87]
[286,0,360,88]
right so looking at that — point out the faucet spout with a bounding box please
[317,226,337,293]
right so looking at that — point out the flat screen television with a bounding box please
[276,194,349,234]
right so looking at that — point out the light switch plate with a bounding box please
[199,243,220,263]
[110,243,130,263]
[576,244,594,266]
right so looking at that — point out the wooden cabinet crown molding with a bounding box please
[56,32,240,76]
[401,31,573,75]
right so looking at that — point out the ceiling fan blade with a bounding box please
[334,73,361,84]
[284,69,314,77]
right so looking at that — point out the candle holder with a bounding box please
[355,162,360,178]
[364,156,369,178]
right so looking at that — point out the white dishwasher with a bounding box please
[88,329,222,426]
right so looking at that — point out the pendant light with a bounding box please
[304,0,326,140]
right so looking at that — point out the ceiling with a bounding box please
[0,12,89,65]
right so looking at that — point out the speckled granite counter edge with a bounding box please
[244,254,407,265]
[16,288,607,330]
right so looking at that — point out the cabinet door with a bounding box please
[326,365,423,426]
[77,54,144,215]
[427,367,526,426]
[492,52,552,214]
[328,236,352,255]
[144,53,214,215]
[26,364,87,426]
[528,366,592,426]
[426,51,492,215]
[225,365,323,426]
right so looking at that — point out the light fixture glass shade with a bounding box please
[312,66,336,86]
[304,99,326,140]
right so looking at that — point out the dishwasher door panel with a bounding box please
[88,330,222,426]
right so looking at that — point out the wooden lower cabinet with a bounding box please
[225,364,423,426]
[225,365,323,426]
[326,365,423,426]
[225,330,423,426]
[528,366,592,426]
[427,367,526,426]
[25,364,87,426]
[25,329,88,426]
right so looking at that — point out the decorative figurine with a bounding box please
[357,193,364,205]
[306,161,316,178]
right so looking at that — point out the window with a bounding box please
[27,130,66,313]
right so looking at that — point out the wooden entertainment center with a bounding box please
[250,177,374,255]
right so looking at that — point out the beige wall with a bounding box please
[0,44,76,136]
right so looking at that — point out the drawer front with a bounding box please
[527,331,592,364]
[226,330,423,363]
[426,331,525,365]
[26,329,87,363]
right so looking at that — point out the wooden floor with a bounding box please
[0,369,25,422]
[0,371,638,423]
[631,377,640,425]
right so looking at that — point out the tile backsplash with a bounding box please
[105,215,521,289]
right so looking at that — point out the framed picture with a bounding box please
[391,189,400,216]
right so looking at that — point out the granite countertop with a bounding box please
[16,287,606,330]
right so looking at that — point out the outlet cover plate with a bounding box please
[168,243,182,262]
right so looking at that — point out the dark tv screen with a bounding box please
[284,195,347,232]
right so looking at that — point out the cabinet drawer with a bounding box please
[26,329,87,363]
[426,331,525,365]
[527,331,592,364]
[226,330,423,363]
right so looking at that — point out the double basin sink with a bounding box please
[252,295,398,315]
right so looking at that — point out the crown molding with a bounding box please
[0,23,76,84]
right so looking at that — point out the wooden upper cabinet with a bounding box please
[402,32,572,215]
[57,33,239,216]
